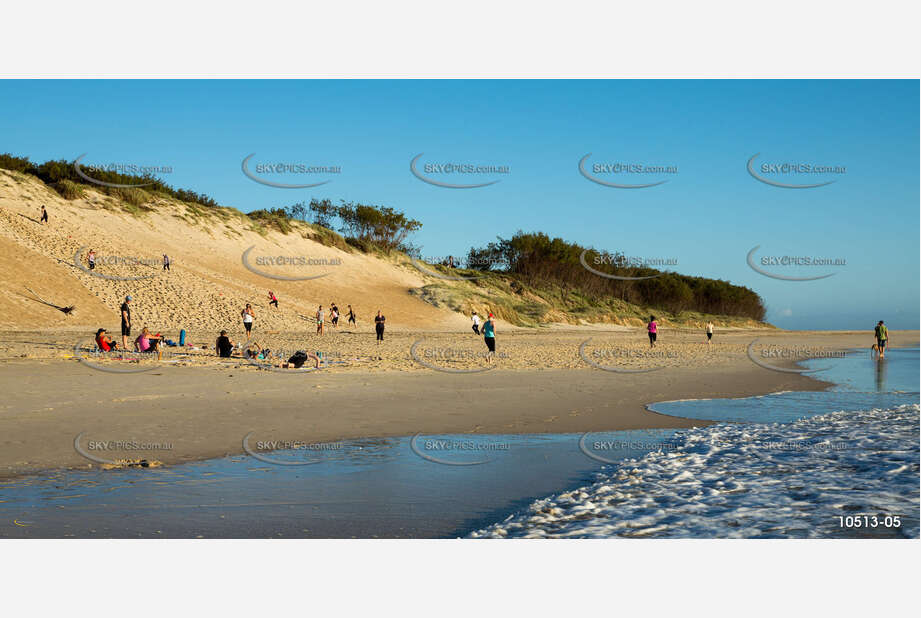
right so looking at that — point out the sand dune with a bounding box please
[0,169,469,334]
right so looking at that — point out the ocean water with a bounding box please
[1,349,917,538]
[472,349,919,538]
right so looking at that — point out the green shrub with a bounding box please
[466,232,766,321]
[107,186,150,208]
[53,179,85,200]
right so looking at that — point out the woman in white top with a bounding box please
[242,303,255,340]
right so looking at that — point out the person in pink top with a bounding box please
[134,327,162,360]
[647,315,658,348]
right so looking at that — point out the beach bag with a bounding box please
[179,329,186,346]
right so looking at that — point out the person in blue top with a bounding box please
[482,312,496,363]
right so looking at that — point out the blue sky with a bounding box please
[0,80,917,330]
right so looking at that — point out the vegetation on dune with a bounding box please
[458,232,766,322]
[0,153,218,210]
[249,199,422,255]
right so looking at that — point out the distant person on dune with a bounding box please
[242,303,255,340]
[706,321,714,345]
[374,310,385,344]
[163,254,170,271]
[268,290,278,309]
[874,320,889,359]
[120,295,132,350]
[471,311,480,335]
[40,205,48,224]
[87,249,96,271]
[316,305,325,335]
[482,313,496,362]
[647,315,658,348]
[347,304,356,325]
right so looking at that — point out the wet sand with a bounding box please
[0,329,915,478]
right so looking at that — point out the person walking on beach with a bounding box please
[120,295,132,350]
[268,290,278,309]
[471,311,480,335]
[241,303,255,340]
[874,320,889,359]
[40,205,48,224]
[316,305,325,335]
[87,249,96,271]
[374,310,385,345]
[162,254,170,271]
[706,321,714,345]
[482,313,496,363]
[347,304,356,325]
[647,315,658,348]
[331,303,339,328]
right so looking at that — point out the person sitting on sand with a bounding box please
[135,327,162,360]
[95,328,119,351]
[647,315,658,348]
[874,320,889,359]
[268,290,278,309]
[278,350,321,370]
[216,330,234,358]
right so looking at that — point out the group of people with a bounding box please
[470,311,497,361]
[314,302,357,335]
[91,294,895,372]
[84,250,171,271]
[92,295,163,359]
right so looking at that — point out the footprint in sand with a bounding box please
[544,415,558,423]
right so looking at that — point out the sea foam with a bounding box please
[471,404,919,539]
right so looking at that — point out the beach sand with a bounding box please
[1,328,914,478]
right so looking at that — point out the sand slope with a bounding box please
[0,169,468,334]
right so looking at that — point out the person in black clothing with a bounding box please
[374,310,385,344]
[120,295,132,350]
[216,330,234,357]
[278,350,320,369]
[347,305,356,325]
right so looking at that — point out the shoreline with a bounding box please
[0,330,915,480]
